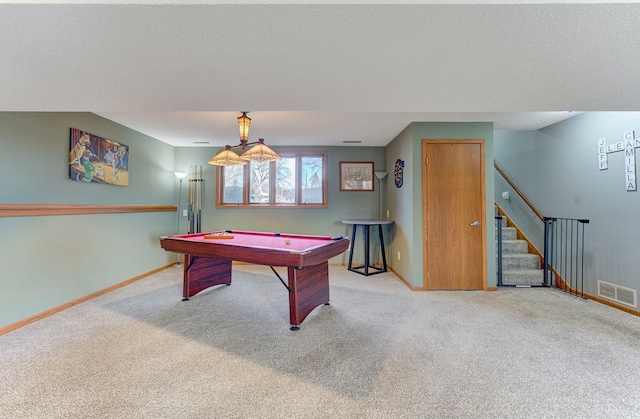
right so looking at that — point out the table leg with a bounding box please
[288,262,330,330]
[378,224,388,272]
[183,255,232,300]
[363,225,371,276]
[346,222,388,276]
[348,224,357,271]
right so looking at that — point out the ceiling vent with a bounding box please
[597,280,637,308]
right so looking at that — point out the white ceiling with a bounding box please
[2,1,639,147]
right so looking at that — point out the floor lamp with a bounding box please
[173,171,188,267]
[374,171,388,220]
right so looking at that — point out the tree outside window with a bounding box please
[217,151,327,208]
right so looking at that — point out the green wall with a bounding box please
[385,122,496,288]
[175,146,387,265]
[0,113,176,328]
[384,125,414,282]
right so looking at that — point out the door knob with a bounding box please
[470,221,481,226]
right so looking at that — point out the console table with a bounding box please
[342,219,394,276]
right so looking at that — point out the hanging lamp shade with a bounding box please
[237,112,251,143]
[208,146,248,166]
[241,138,281,163]
[208,113,280,166]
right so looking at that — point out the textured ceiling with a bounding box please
[1,1,638,147]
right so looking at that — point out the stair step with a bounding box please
[500,269,544,286]
[501,253,540,269]
[495,227,517,240]
[495,210,544,287]
[497,239,529,254]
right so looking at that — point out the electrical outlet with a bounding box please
[397,251,400,260]
[183,209,188,216]
[386,209,390,218]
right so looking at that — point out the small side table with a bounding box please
[342,219,394,276]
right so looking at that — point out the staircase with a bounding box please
[496,215,544,287]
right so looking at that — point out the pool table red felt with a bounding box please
[160,230,349,330]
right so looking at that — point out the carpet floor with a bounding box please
[1,265,639,418]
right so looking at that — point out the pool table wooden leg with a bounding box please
[183,255,232,300]
[287,262,330,330]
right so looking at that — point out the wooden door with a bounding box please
[423,140,486,290]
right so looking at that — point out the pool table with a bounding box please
[159,230,350,330]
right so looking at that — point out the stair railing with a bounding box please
[495,163,589,295]
[543,217,590,298]
[495,163,545,288]
[495,164,543,222]
[495,163,545,265]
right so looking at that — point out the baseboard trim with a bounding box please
[388,267,496,291]
[582,292,640,317]
[549,276,639,317]
[389,266,425,290]
[0,264,174,337]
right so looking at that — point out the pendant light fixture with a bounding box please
[208,112,280,166]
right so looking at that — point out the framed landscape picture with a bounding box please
[339,161,374,191]
[68,128,129,186]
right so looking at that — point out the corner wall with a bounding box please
[386,122,495,289]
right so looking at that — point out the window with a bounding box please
[217,151,327,208]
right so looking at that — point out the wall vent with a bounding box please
[597,280,637,308]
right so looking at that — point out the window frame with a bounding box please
[216,150,328,209]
